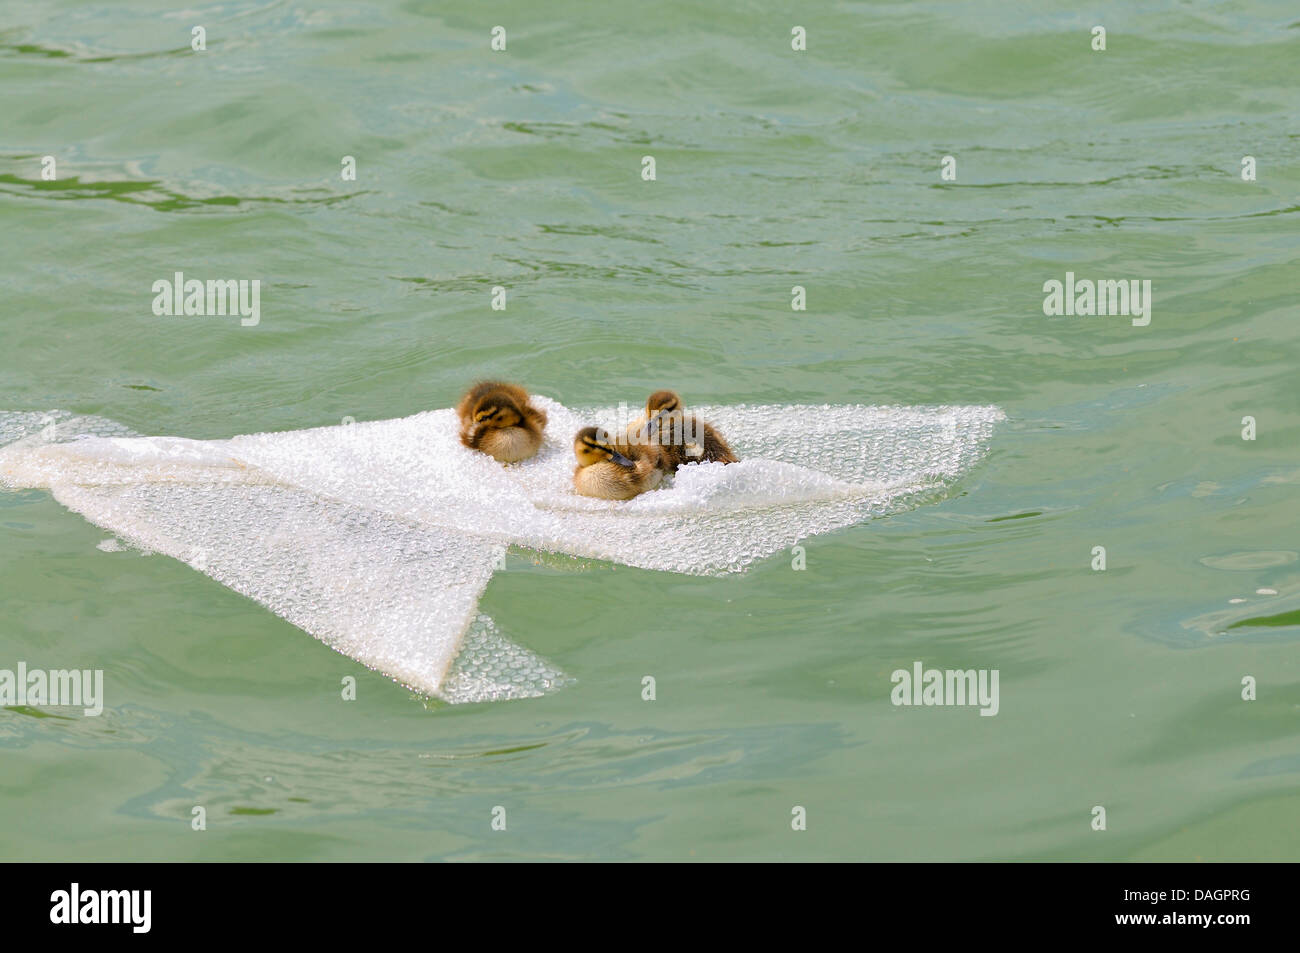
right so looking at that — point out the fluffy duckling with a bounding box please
[626,389,737,472]
[572,426,665,500]
[457,381,548,463]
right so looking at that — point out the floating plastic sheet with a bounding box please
[0,399,1004,702]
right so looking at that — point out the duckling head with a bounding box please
[468,393,524,436]
[574,426,635,468]
[645,390,682,421]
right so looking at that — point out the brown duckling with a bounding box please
[457,381,548,463]
[626,389,737,472]
[572,426,665,500]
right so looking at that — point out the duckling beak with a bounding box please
[608,449,636,468]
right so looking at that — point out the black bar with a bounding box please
[2,863,1282,939]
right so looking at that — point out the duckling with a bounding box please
[572,426,665,500]
[457,381,548,463]
[626,389,737,472]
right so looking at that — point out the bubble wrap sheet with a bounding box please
[0,400,1004,702]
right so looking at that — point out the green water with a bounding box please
[2,0,1298,861]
